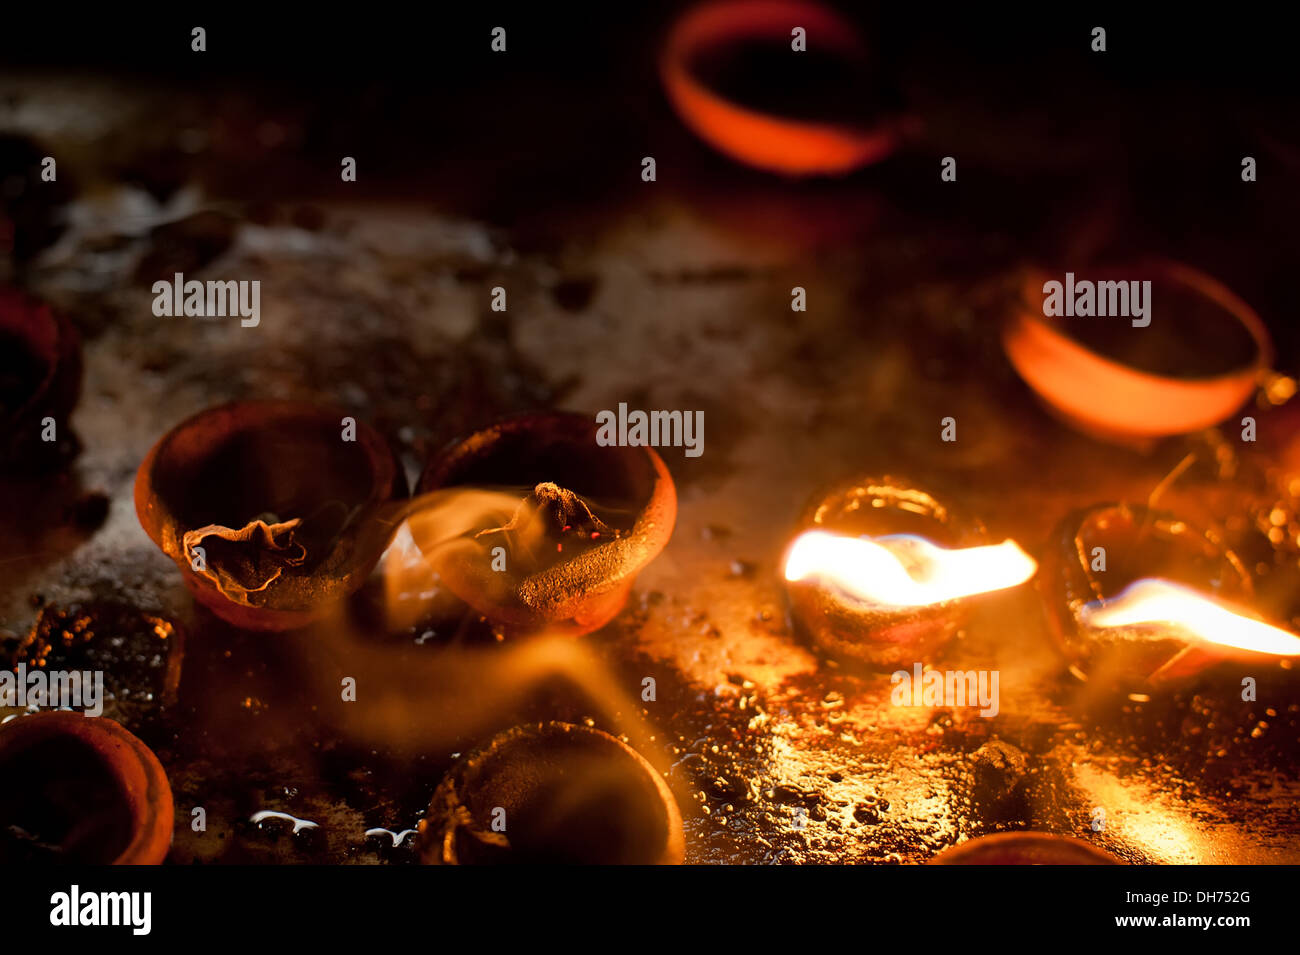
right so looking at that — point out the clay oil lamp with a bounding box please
[416,721,684,865]
[932,832,1122,865]
[782,476,1037,669]
[415,412,676,637]
[1003,261,1272,444]
[135,401,405,631]
[0,712,174,865]
[1042,503,1300,689]
[0,287,81,467]
[660,0,906,176]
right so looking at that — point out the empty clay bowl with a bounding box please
[1003,262,1271,442]
[0,712,174,865]
[416,721,684,865]
[661,0,904,175]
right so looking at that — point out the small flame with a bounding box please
[1079,578,1300,657]
[783,531,1038,608]
[380,488,524,631]
[379,484,631,631]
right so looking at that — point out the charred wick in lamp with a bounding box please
[135,401,405,631]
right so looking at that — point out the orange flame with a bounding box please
[379,488,523,632]
[1079,578,1300,657]
[783,530,1038,608]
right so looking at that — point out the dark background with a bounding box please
[5,4,1295,347]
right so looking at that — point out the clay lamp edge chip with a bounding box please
[0,711,174,865]
[931,831,1124,865]
[415,721,685,866]
[1002,260,1272,442]
[135,400,405,631]
[416,412,677,635]
[660,0,905,176]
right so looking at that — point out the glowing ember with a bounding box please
[1078,578,1300,657]
[783,531,1038,609]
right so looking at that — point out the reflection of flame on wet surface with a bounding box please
[783,530,1038,608]
[1079,578,1300,657]
[1071,762,1204,864]
[477,482,621,558]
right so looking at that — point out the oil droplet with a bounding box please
[364,827,416,847]
[250,810,318,834]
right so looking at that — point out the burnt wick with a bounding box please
[182,517,308,600]
[476,482,618,562]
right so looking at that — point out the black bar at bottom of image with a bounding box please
[3,863,1280,943]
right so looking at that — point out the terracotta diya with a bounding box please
[416,722,684,865]
[1042,503,1300,687]
[415,412,676,636]
[0,287,81,466]
[932,832,1122,865]
[135,401,405,631]
[783,476,1036,669]
[1003,261,1271,443]
[0,712,174,865]
[660,0,904,175]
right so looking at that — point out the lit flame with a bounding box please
[379,487,525,631]
[783,530,1038,608]
[1079,578,1300,657]
[378,485,632,630]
